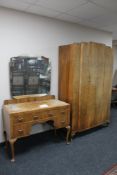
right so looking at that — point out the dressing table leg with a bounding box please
[9,139,16,162]
[66,126,71,144]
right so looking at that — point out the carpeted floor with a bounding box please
[0,108,117,175]
[103,164,117,175]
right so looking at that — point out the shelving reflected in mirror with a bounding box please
[9,56,51,97]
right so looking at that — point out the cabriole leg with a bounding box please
[9,139,16,162]
[66,126,71,144]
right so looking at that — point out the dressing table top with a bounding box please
[4,99,69,114]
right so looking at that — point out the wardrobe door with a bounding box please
[78,42,96,131]
[78,43,108,131]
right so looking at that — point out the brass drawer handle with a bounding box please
[33,116,39,120]
[17,117,24,122]
[61,120,65,123]
[18,129,23,134]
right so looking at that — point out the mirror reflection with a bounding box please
[10,56,51,96]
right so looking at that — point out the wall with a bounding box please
[112,45,117,85]
[0,7,112,142]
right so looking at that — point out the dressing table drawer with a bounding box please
[55,109,70,128]
[30,112,48,121]
[12,123,30,138]
[11,114,27,124]
[47,110,57,118]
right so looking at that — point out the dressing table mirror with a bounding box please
[9,56,51,96]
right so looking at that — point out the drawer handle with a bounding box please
[33,116,39,120]
[61,112,65,115]
[17,117,24,122]
[48,114,54,117]
[61,120,65,123]
[18,129,23,134]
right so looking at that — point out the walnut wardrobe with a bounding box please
[58,42,113,136]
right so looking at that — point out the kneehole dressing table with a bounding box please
[3,95,71,162]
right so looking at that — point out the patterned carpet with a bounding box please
[103,164,117,175]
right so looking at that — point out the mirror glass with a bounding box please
[10,56,51,96]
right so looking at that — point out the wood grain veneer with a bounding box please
[59,42,113,135]
[3,95,70,161]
